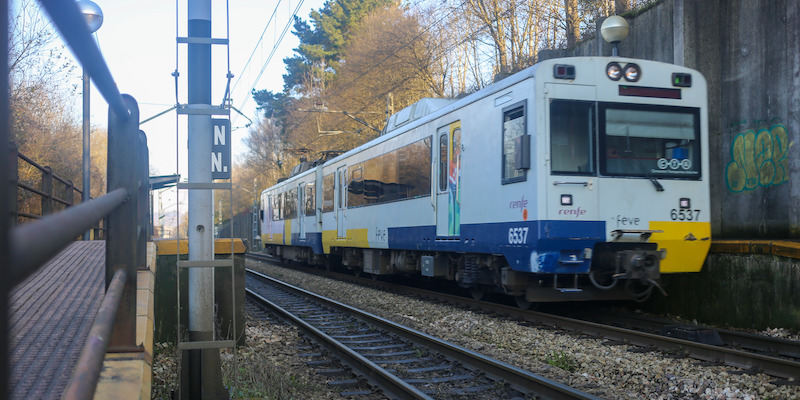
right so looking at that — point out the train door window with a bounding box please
[272,193,282,220]
[304,182,315,216]
[550,100,595,175]
[502,103,527,183]
[268,195,273,222]
[322,174,334,212]
[439,132,448,191]
[337,168,347,209]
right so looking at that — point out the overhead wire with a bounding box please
[231,0,302,127]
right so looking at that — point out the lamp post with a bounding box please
[78,0,103,240]
[600,15,629,56]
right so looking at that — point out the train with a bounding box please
[259,56,711,308]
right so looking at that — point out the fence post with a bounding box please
[65,181,74,207]
[41,166,53,216]
[137,130,148,270]
[8,143,17,225]
[106,94,140,351]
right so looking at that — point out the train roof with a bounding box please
[262,56,705,191]
[383,98,456,134]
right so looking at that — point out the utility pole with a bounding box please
[184,0,225,397]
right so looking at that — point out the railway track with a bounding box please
[246,252,800,383]
[246,268,601,399]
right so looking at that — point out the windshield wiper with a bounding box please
[622,149,664,192]
[621,126,664,192]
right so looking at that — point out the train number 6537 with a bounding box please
[670,209,701,221]
[508,227,529,244]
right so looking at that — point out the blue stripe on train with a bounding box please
[388,220,605,274]
[288,232,324,254]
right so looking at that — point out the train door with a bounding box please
[436,122,461,237]
[261,194,273,240]
[336,165,347,237]
[544,83,599,221]
[298,183,306,240]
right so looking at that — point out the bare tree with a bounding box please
[564,0,580,47]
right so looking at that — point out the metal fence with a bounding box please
[2,0,147,398]
[9,143,107,238]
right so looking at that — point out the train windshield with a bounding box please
[600,104,701,179]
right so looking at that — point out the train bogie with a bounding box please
[260,56,711,305]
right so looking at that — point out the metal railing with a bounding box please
[12,145,81,219]
[1,0,147,398]
[9,143,108,237]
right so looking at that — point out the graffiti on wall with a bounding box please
[725,118,791,192]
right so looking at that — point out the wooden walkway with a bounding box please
[9,241,105,399]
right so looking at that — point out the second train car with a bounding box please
[260,56,711,307]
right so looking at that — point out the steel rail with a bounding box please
[246,287,432,399]
[10,188,127,286]
[557,307,800,361]
[62,269,127,400]
[36,0,129,119]
[246,253,800,380]
[247,268,600,400]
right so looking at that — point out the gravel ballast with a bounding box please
[153,260,799,399]
[246,261,799,399]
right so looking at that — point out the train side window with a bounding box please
[550,100,595,175]
[502,102,527,183]
[284,188,297,219]
[322,174,334,213]
[348,166,365,208]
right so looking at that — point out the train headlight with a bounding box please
[623,63,641,82]
[561,194,573,206]
[679,197,691,209]
[606,62,622,81]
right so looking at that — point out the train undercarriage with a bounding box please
[264,242,666,308]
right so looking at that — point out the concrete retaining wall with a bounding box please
[648,253,800,330]
[540,0,800,239]
[538,0,800,329]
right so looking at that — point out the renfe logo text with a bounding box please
[558,207,587,218]
[509,196,528,211]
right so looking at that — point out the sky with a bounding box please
[77,0,325,177]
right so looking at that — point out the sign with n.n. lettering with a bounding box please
[211,119,231,179]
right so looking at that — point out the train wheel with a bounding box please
[469,286,487,301]
[515,295,533,310]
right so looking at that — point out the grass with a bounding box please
[545,350,578,372]
[151,318,337,400]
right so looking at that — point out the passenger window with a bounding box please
[502,104,526,183]
[304,182,315,216]
[550,100,594,175]
[322,174,334,212]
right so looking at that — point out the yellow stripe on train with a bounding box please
[261,233,284,245]
[649,221,711,273]
[322,229,370,254]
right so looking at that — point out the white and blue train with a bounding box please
[260,56,711,307]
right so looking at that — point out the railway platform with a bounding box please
[9,240,156,399]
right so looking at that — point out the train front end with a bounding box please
[527,57,710,301]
